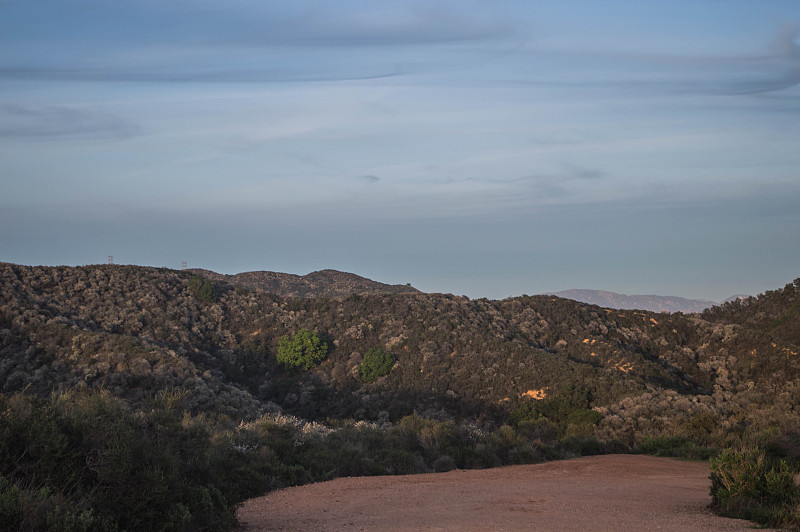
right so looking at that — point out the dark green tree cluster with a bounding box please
[359,348,396,382]
[276,329,328,371]
[188,275,217,303]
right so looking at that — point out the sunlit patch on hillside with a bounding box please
[613,361,633,373]
[521,388,548,400]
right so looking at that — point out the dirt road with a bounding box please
[237,454,769,531]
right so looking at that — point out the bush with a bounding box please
[432,455,456,472]
[710,446,800,528]
[638,436,716,460]
[276,329,329,371]
[359,349,396,382]
[562,437,604,456]
[188,276,217,303]
[0,390,238,531]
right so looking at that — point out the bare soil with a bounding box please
[237,454,771,531]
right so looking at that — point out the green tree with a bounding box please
[188,276,217,303]
[359,348,396,382]
[276,329,329,370]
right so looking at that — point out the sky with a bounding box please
[1,0,799,301]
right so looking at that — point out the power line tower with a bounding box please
[108,255,114,265]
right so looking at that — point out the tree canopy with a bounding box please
[276,329,328,371]
[359,348,396,382]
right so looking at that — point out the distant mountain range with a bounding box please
[186,268,419,298]
[551,289,722,313]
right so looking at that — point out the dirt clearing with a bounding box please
[237,454,771,531]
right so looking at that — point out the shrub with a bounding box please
[188,276,217,303]
[359,349,396,382]
[562,436,604,456]
[276,329,329,371]
[638,436,716,460]
[710,446,800,528]
[432,455,456,472]
[0,390,237,531]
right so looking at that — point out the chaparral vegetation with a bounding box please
[0,262,798,529]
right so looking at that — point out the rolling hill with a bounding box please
[1,262,797,434]
[185,268,419,298]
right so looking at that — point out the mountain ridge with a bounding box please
[186,267,420,298]
[551,289,719,313]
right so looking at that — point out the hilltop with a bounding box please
[185,267,419,298]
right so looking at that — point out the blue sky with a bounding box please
[2,1,799,301]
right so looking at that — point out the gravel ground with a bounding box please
[237,454,772,531]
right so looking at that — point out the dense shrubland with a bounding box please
[0,388,619,531]
[1,262,799,529]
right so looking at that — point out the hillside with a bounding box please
[552,289,717,313]
[1,262,798,436]
[186,267,419,298]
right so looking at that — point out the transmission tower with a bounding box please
[108,255,114,265]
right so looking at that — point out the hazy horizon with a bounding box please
[3,1,799,302]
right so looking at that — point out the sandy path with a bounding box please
[237,454,770,531]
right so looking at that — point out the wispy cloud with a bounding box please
[0,1,513,83]
[0,104,140,139]
[495,51,800,96]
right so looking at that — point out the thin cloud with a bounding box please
[0,1,513,83]
[360,175,381,183]
[0,64,403,84]
[495,164,607,186]
[0,104,141,139]
[500,53,800,96]
[489,22,800,96]
[561,164,605,181]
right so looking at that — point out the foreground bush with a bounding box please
[710,446,800,528]
[0,390,237,531]
[0,391,569,531]
[0,387,676,531]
